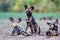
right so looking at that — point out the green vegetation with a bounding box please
[0,0,60,12]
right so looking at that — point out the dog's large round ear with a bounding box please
[47,22,52,26]
[24,5,28,10]
[55,19,58,24]
[9,17,14,23]
[18,18,22,23]
[30,6,34,11]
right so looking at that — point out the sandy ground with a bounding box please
[0,19,60,40]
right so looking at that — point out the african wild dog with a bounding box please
[46,19,58,36]
[9,17,31,36]
[24,5,41,34]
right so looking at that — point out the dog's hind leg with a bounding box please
[34,25,37,34]
[37,27,41,35]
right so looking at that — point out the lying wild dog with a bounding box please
[40,16,53,20]
[46,19,58,37]
[9,17,31,36]
[24,5,41,34]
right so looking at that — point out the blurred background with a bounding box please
[0,0,60,19]
[0,0,60,12]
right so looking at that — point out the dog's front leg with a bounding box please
[29,24,33,34]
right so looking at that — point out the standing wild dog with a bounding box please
[24,5,41,34]
[9,17,31,36]
[46,19,58,37]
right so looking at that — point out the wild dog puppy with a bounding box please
[24,5,41,34]
[46,19,58,37]
[9,17,31,36]
[25,17,33,34]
